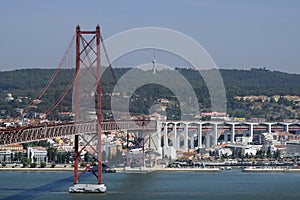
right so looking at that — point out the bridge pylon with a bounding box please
[69,25,106,193]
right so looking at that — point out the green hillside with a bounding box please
[0,67,299,120]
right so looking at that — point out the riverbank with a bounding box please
[0,167,80,172]
[2,166,300,173]
[116,167,220,173]
[242,167,300,173]
[154,168,220,172]
[0,166,221,173]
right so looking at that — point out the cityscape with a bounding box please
[1,99,300,171]
[1,1,300,199]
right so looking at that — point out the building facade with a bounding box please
[0,150,12,163]
[287,141,300,156]
[27,147,48,164]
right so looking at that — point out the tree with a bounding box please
[11,153,16,162]
[40,162,47,168]
[102,151,107,163]
[245,153,249,159]
[57,152,67,164]
[47,147,57,163]
[221,153,228,159]
[266,148,271,158]
[30,163,37,168]
[274,150,280,159]
[238,150,243,159]
[21,157,31,167]
[66,152,71,163]
[84,152,93,163]
[16,152,23,162]
[256,149,264,159]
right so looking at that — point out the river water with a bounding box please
[1,169,300,200]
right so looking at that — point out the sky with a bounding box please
[0,0,300,73]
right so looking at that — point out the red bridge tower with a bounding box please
[69,25,106,193]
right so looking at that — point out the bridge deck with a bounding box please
[0,120,157,146]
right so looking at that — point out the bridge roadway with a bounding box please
[0,120,157,147]
[1,120,300,148]
[162,121,300,152]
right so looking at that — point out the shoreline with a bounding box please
[1,167,300,173]
[0,167,82,172]
[117,167,220,173]
[151,168,220,172]
[0,167,222,173]
[242,168,300,173]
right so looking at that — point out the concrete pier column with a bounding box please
[164,123,168,147]
[173,123,177,149]
[245,122,257,143]
[286,124,289,133]
[279,122,291,133]
[231,123,236,143]
[260,122,275,133]
[283,123,291,133]
[224,131,228,142]
[155,121,162,155]
[190,132,194,149]
[198,124,202,148]
[205,131,211,148]
[249,123,254,142]
[213,123,218,146]
[268,123,272,133]
[184,123,189,152]
[177,129,181,150]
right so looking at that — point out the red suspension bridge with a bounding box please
[0,24,165,193]
[0,25,122,192]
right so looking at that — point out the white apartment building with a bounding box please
[27,147,48,164]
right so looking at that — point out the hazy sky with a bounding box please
[0,0,300,73]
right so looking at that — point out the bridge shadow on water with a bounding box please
[2,173,93,200]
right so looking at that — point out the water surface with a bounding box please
[1,170,300,200]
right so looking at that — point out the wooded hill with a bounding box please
[0,67,299,120]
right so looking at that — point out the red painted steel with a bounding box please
[74,25,81,185]
[0,120,157,147]
[73,25,103,185]
[95,25,102,184]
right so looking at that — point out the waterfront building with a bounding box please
[125,148,144,168]
[0,144,23,152]
[225,144,257,157]
[58,112,74,121]
[215,146,233,157]
[261,132,282,152]
[286,141,300,156]
[0,144,24,163]
[0,150,12,163]
[102,143,122,162]
[27,147,48,164]
[273,144,287,157]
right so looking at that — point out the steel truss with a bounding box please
[74,25,102,185]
